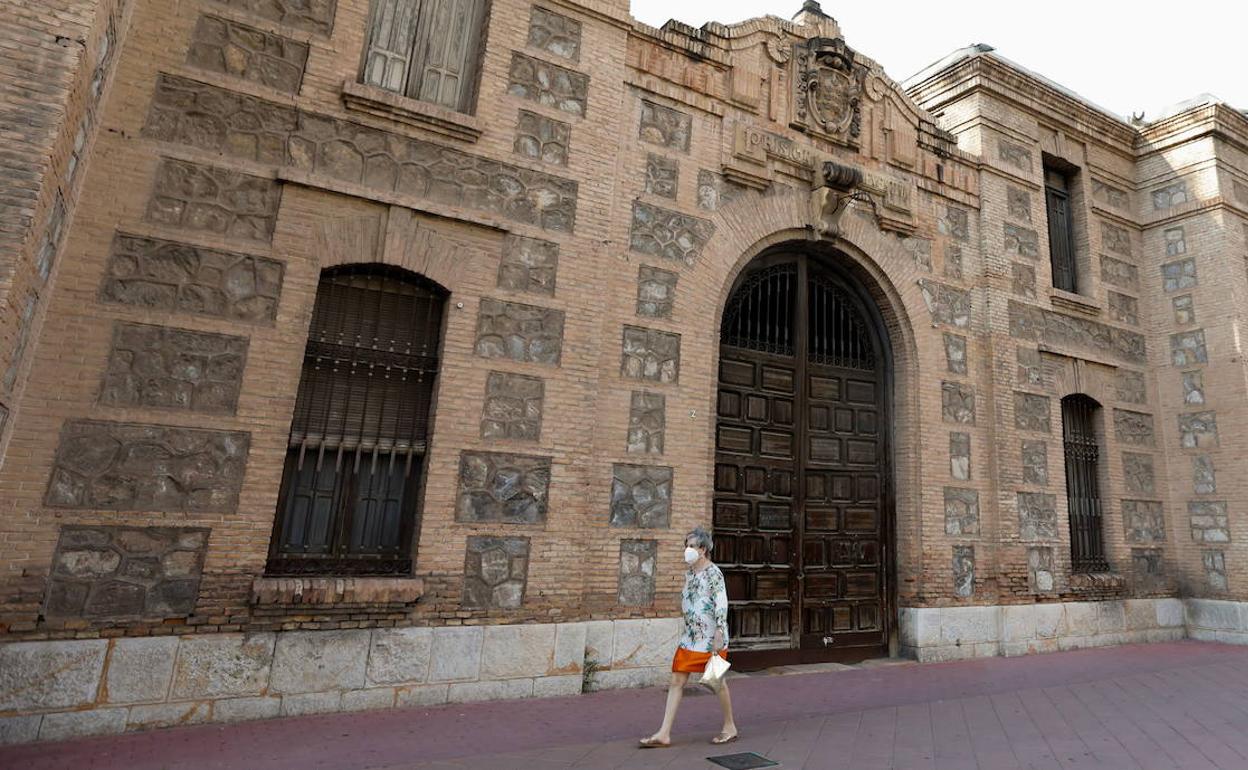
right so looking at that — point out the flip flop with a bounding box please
[639,737,671,748]
[711,733,739,745]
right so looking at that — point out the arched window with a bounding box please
[1062,394,1107,572]
[268,265,446,576]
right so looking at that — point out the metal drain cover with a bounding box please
[706,752,780,769]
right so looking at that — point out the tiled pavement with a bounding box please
[6,640,1248,769]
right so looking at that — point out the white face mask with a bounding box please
[683,546,700,565]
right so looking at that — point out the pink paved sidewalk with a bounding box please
[5,640,1248,769]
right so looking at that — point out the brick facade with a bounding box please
[1,0,1247,739]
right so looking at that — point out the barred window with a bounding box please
[1062,394,1108,573]
[267,265,446,576]
[361,0,489,112]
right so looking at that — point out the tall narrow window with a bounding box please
[1062,394,1107,572]
[268,265,446,576]
[1046,164,1077,293]
[361,0,489,112]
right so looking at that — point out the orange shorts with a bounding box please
[671,646,728,673]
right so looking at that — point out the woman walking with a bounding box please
[640,526,739,748]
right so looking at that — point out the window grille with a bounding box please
[1062,394,1108,573]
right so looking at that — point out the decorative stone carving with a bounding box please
[101,323,248,414]
[620,326,680,383]
[1161,258,1197,293]
[1123,500,1165,543]
[45,421,249,512]
[463,536,530,609]
[497,235,558,296]
[1100,255,1139,290]
[696,170,740,211]
[618,540,657,606]
[187,15,308,94]
[145,158,281,243]
[1108,292,1138,325]
[610,464,673,528]
[1003,222,1038,258]
[1114,409,1155,446]
[628,201,714,265]
[1007,187,1031,222]
[1100,222,1131,256]
[943,487,979,536]
[1178,411,1218,449]
[514,110,570,166]
[474,298,565,365]
[1011,262,1036,298]
[1008,301,1145,364]
[944,244,963,279]
[949,433,970,481]
[1172,295,1196,325]
[1018,492,1057,540]
[1164,227,1186,256]
[527,6,581,60]
[1017,348,1043,388]
[639,100,691,151]
[1014,392,1050,433]
[1170,330,1207,367]
[1092,179,1129,210]
[213,0,336,35]
[943,333,967,375]
[1151,181,1188,210]
[938,207,969,242]
[1021,440,1047,485]
[997,139,1032,171]
[1203,550,1228,591]
[100,233,284,324]
[1182,371,1205,406]
[456,452,550,524]
[144,75,578,232]
[45,526,208,619]
[918,280,970,328]
[1123,453,1155,495]
[507,52,587,116]
[636,265,677,318]
[627,391,665,455]
[791,36,865,144]
[952,546,974,598]
[941,382,975,425]
[1193,455,1216,495]
[1115,369,1146,405]
[644,153,678,199]
[1189,501,1229,543]
[1028,546,1055,592]
[481,372,544,441]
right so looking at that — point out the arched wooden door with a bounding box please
[714,254,890,666]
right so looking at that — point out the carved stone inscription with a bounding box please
[100,233,284,324]
[101,323,248,414]
[45,421,250,512]
[456,452,551,524]
[45,526,209,620]
[463,536,529,609]
[146,158,281,243]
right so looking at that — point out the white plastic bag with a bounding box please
[700,653,731,693]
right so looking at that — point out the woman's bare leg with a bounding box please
[647,672,689,743]
[716,679,738,738]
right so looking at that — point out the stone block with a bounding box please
[592,667,669,691]
[1123,600,1157,631]
[1033,603,1064,638]
[534,675,583,698]
[1028,547,1055,593]
[636,266,678,320]
[1122,500,1165,543]
[171,633,274,699]
[428,627,483,682]
[513,110,569,166]
[448,678,534,704]
[474,299,565,365]
[1013,392,1050,432]
[644,153,679,198]
[1018,493,1057,540]
[941,382,975,424]
[528,6,581,59]
[127,701,210,730]
[1115,370,1146,405]
[1170,330,1207,367]
[281,691,342,716]
[457,453,549,524]
[1003,222,1038,258]
[626,392,666,455]
[1108,292,1138,326]
[552,622,587,675]
[1114,410,1155,447]
[901,607,941,648]
[1173,294,1196,325]
[952,546,974,598]
[584,621,614,665]
[211,696,281,722]
[1186,599,1243,632]
[612,618,681,668]
[0,639,107,711]
[1011,262,1036,298]
[620,326,681,384]
[101,323,248,413]
[105,636,178,704]
[367,627,432,686]
[1001,642,1030,658]
[0,715,42,745]
[145,158,281,243]
[496,235,558,297]
[1002,605,1036,643]
[1095,601,1126,634]
[1178,411,1218,449]
[1100,255,1139,291]
[1156,598,1184,628]
[1193,456,1216,494]
[1021,441,1047,485]
[639,100,691,151]
[609,464,673,528]
[507,52,587,116]
[188,16,308,94]
[395,684,450,707]
[38,709,127,741]
[1009,300,1144,364]
[271,630,369,694]
[629,201,713,265]
[481,624,556,679]
[1123,453,1155,495]
[342,688,396,712]
[1063,603,1098,636]
[618,539,658,606]
[462,536,531,609]
[939,606,998,645]
[1189,501,1229,543]
[918,280,971,328]
[1161,257,1197,292]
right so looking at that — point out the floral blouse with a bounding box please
[679,563,730,652]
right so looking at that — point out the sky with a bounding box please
[628,1,1246,121]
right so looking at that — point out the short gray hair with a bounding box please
[685,526,713,552]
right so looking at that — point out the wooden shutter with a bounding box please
[1062,395,1108,573]
[410,0,487,110]
[1046,172,1077,293]
[363,0,422,92]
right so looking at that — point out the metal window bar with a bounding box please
[721,263,797,356]
[808,276,875,371]
[1062,395,1109,573]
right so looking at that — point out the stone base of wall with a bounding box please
[0,617,679,745]
[1186,599,1248,644]
[900,599,1186,662]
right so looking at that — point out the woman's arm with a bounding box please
[710,568,729,650]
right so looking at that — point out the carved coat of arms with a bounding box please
[792,37,865,144]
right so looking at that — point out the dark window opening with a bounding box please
[1062,394,1108,573]
[1045,163,1078,293]
[268,265,446,576]
[721,263,797,356]
[808,274,875,371]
